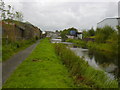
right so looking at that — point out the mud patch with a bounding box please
[32,59,42,62]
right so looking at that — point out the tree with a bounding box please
[88,28,95,36]
[7,5,15,20]
[95,26,115,43]
[55,30,59,32]
[7,5,11,19]
[0,0,6,20]
[15,11,23,21]
[60,27,78,41]
[0,0,23,21]
[82,30,89,38]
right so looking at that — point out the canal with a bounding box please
[51,39,118,80]
[70,47,118,80]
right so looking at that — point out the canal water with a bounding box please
[70,47,118,79]
[51,39,118,79]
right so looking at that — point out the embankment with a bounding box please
[54,43,118,88]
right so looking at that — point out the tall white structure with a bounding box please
[97,18,120,30]
[118,1,120,17]
[97,2,120,30]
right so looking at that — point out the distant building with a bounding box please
[77,32,82,39]
[66,35,74,39]
[70,30,77,36]
[97,18,120,30]
[45,31,60,39]
[45,31,54,37]
[67,31,82,39]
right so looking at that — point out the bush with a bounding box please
[95,26,115,43]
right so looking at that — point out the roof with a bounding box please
[97,17,120,24]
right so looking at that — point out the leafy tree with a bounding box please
[0,0,23,21]
[0,0,6,20]
[55,30,59,32]
[60,29,68,41]
[88,27,95,36]
[15,11,23,21]
[60,27,78,41]
[7,5,12,19]
[95,26,115,43]
[82,30,89,38]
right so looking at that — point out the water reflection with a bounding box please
[50,39,118,79]
[70,47,118,79]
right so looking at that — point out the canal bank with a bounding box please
[51,39,118,80]
[3,38,118,88]
[70,48,118,80]
[65,38,118,79]
[51,38,118,88]
[54,43,118,88]
[2,40,40,84]
[3,38,75,88]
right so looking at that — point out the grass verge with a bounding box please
[3,38,75,88]
[87,41,118,55]
[2,39,37,61]
[66,39,87,48]
[54,43,118,88]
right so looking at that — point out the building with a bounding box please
[97,18,120,30]
[118,1,120,17]
[77,32,82,39]
[45,31,61,39]
[66,35,74,39]
[66,31,82,39]
[45,31,54,38]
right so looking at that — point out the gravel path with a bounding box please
[2,40,40,84]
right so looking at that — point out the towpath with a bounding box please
[2,40,40,84]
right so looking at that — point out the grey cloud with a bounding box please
[4,0,118,31]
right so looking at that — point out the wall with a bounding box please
[77,34,82,39]
[2,20,42,42]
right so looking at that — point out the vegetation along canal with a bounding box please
[52,39,118,80]
[70,47,118,80]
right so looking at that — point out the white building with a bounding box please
[97,18,120,30]
[118,1,120,17]
[77,32,82,39]
[66,35,74,39]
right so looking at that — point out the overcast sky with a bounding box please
[4,0,119,31]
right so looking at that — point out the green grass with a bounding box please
[87,41,118,55]
[66,39,87,48]
[2,39,36,61]
[54,43,118,88]
[66,38,117,55]
[3,38,75,88]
